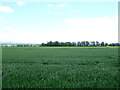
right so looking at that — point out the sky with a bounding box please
[0,1,118,44]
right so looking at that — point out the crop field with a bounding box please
[2,47,119,88]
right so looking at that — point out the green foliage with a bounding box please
[2,47,119,88]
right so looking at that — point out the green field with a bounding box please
[2,47,119,88]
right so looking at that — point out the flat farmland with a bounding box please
[2,47,119,88]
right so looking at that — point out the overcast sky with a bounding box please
[0,1,118,44]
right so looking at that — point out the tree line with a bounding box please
[3,41,119,47]
[40,41,120,47]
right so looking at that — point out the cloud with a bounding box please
[48,4,53,7]
[0,30,51,44]
[48,11,52,14]
[64,16,118,43]
[0,12,117,44]
[57,4,65,8]
[0,14,3,19]
[69,10,80,13]
[16,1,25,6]
[54,12,60,15]
[0,6,14,13]
[0,14,8,28]
[64,17,117,27]
[0,16,3,27]
[2,26,15,32]
[47,11,60,15]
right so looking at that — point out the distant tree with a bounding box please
[65,42,72,46]
[77,41,81,46]
[47,41,53,46]
[101,42,105,46]
[93,41,95,46]
[114,43,120,46]
[17,44,23,47]
[81,41,85,46]
[24,44,30,47]
[105,43,108,46]
[54,41,59,46]
[108,43,112,46]
[72,42,76,46]
[85,41,89,46]
[41,43,45,46]
[111,43,119,46]
[59,42,65,46]
[96,41,100,46]
[90,41,95,46]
